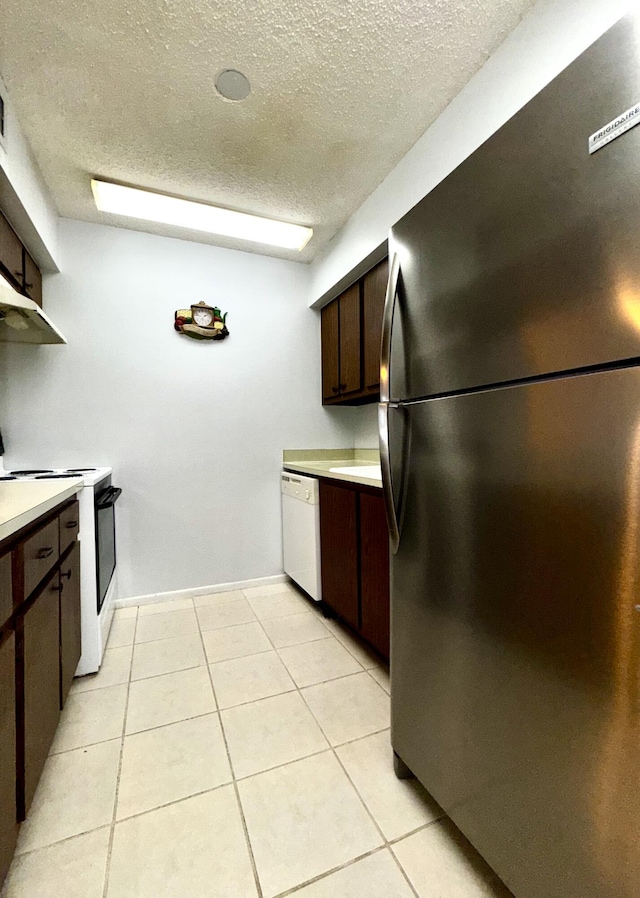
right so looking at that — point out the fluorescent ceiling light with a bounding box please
[91,180,313,251]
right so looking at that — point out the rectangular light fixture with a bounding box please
[91,179,313,251]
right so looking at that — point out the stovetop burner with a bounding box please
[10,469,54,475]
[0,475,17,481]
[65,468,98,473]
[34,473,82,479]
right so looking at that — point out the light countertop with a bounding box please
[0,479,84,543]
[283,449,382,488]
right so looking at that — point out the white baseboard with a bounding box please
[114,573,291,609]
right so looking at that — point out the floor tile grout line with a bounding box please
[101,604,138,898]
[271,845,399,898]
[196,600,265,898]
[387,816,447,846]
[12,823,113,861]
[45,717,392,765]
[330,749,422,898]
[110,779,234,827]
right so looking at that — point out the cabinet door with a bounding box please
[20,576,61,818]
[0,631,17,888]
[23,251,42,308]
[0,211,23,290]
[0,552,11,628]
[362,259,388,391]
[60,543,81,707]
[319,481,359,628]
[338,283,362,396]
[321,300,340,401]
[359,492,390,660]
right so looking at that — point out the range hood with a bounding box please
[0,278,66,344]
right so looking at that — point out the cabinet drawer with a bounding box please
[59,500,80,556]
[0,553,11,627]
[23,517,60,599]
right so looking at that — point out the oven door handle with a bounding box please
[97,487,122,509]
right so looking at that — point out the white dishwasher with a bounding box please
[281,472,321,601]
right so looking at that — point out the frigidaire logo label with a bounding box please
[589,102,640,154]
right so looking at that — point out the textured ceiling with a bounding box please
[0,0,536,261]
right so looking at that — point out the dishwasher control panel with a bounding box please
[281,473,319,505]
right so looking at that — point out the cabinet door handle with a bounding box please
[60,569,71,580]
[332,386,339,393]
[340,383,347,390]
[37,546,54,559]
[50,584,63,592]
[13,270,22,279]
[24,282,33,290]
[65,521,78,528]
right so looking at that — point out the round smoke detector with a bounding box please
[215,70,251,102]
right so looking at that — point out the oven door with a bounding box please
[95,478,122,613]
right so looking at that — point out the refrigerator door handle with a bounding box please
[379,401,401,554]
[380,252,400,404]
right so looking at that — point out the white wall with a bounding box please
[0,75,60,269]
[352,405,379,450]
[0,219,357,597]
[310,0,631,302]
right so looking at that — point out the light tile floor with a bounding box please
[1,582,513,898]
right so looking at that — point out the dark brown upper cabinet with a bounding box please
[362,259,389,392]
[338,283,362,396]
[321,300,340,401]
[0,211,24,289]
[0,210,43,308]
[321,258,388,405]
[23,250,43,308]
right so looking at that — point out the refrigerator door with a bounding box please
[388,13,640,403]
[391,366,640,898]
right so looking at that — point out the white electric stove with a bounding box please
[0,466,121,674]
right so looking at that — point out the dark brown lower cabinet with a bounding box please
[19,573,61,819]
[319,479,390,660]
[0,498,82,888]
[0,631,17,885]
[60,542,81,707]
[359,492,391,657]
[319,481,359,629]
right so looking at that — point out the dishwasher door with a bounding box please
[281,473,321,601]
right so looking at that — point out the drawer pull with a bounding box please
[65,521,78,529]
[60,570,71,581]
[37,547,54,559]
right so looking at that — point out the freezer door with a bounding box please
[391,366,640,898]
[389,12,640,403]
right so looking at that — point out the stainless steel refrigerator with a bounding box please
[380,12,640,898]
